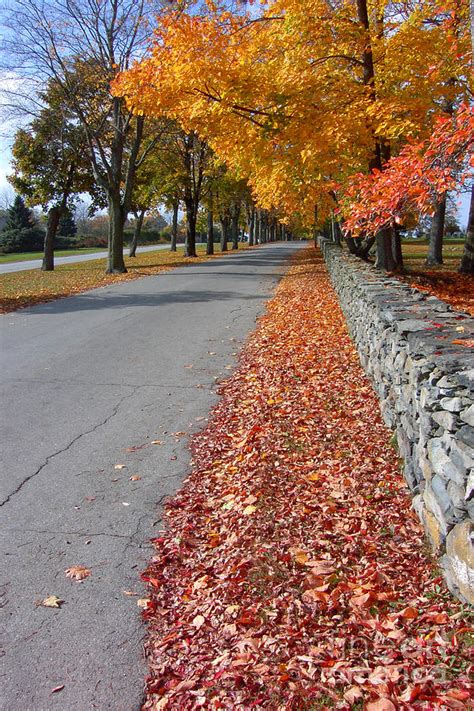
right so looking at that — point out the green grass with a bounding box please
[0,243,172,264]
[402,241,464,266]
[0,247,110,263]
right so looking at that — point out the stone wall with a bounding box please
[320,239,474,605]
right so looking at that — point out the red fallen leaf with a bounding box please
[350,591,374,608]
[366,699,396,711]
[400,606,419,619]
[423,611,449,624]
[443,689,472,701]
[65,565,91,581]
[344,686,363,703]
[302,589,329,604]
[400,685,429,702]
[304,560,336,574]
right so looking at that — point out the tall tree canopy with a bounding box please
[114,0,472,269]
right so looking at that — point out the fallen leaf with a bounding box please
[192,614,205,629]
[130,475,141,481]
[137,598,151,608]
[366,699,396,711]
[51,685,65,694]
[65,565,91,581]
[40,595,63,608]
[242,504,257,515]
[114,464,126,470]
[344,686,363,703]
[151,440,163,445]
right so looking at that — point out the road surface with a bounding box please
[0,242,305,711]
[0,244,170,274]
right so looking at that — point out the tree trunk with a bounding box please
[42,163,75,271]
[375,229,396,271]
[107,190,127,273]
[221,215,229,251]
[261,214,267,243]
[426,195,446,265]
[459,184,474,274]
[170,201,178,252]
[42,206,61,271]
[129,208,145,258]
[231,204,240,250]
[254,210,260,243]
[184,199,197,257]
[206,205,214,255]
[248,208,255,246]
[392,226,404,271]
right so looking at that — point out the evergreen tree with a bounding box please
[4,195,35,231]
[58,210,77,237]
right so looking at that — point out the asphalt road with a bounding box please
[0,244,170,274]
[0,242,305,711]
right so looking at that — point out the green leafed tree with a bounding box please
[8,81,92,269]
[0,195,44,254]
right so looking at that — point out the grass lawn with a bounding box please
[0,243,252,313]
[401,239,464,271]
[0,247,111,264]
[399,239,473,316]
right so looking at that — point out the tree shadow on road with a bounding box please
[25,288,267,314]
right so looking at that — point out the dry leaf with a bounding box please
[366,699,396,711]
[151,440,163,445]
[242,504,257,515]
[137,598,151,608]
[114,464,126,470]
[51,685,65,694]
[192,614,205,629]
[40,595,63,608]
[65,565,91,581]
[130,475,141,481]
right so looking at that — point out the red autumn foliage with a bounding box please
[343,105,474,237]
[141,249,472,709]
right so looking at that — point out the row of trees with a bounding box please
[1,0,295,272]
[112,0,473,273]
[1,1,471,274]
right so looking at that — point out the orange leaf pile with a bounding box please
[141,248,472,709]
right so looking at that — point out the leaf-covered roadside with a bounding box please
[142,249,472,710]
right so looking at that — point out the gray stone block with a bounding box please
[431,410,458,431]
[460,405,474,427]
[440,396,463,412]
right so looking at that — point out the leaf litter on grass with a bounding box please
[141,249,472,710]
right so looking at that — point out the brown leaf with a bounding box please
[65,565,91,581]
[51,685,65,694]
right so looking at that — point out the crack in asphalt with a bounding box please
[0,387,139,508]
[9,527,132,539]
[3,378,215,390]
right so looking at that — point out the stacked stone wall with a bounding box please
[320,239,473,604]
